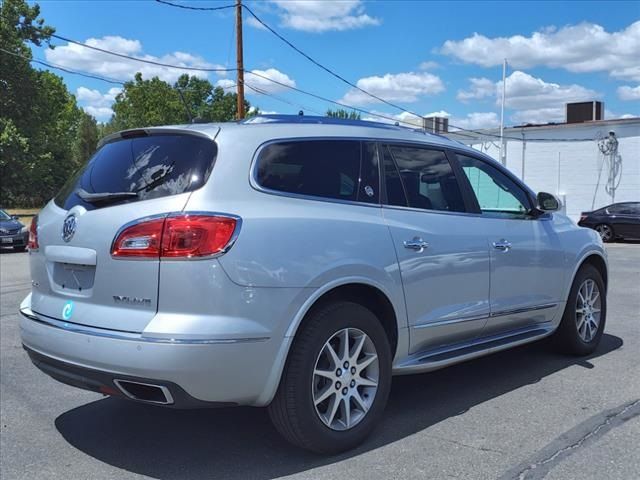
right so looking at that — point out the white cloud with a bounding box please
[457,77,495,102]
[617,85,640,101]
[360,110,451,128]
[339,72,444,106]
[605,109,637,120]
[362,109,498,131]
[46,36,225,84]
[268,0,380,33]
[510,108,564,125]
[246,16,267,30]
[451,112,500,130]
[418,61,439,70]
[501,71,598,110]
[227,68,296,94]
[457,71,599,120]
[441,21,640,81]
[76,86,121,121]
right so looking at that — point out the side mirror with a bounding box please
[536,192,561,212]
[11,215,20,220]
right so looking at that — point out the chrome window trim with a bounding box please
[109,211,243,261]
[21,308,269,344]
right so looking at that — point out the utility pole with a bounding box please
[499,58,507,166]
[236,0,245,120]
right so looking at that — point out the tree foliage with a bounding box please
[0,0,257,207]
[106,73,255,132]
[326,109,361,120]
[1,0,94,207]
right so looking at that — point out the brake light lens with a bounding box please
[28,216,39,250]
[111,218,164,258]
[161,215,237,257]
[111,214,238,258]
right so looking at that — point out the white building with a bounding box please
[447,117,640,221]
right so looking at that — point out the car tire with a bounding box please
[595,224,614,242]
[552,264,606,356]
[268,300,392,454]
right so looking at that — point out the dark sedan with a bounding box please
[0,209,29,251]
[578,202,640,242]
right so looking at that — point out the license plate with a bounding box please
[1,237,13,244]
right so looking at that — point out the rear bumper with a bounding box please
[20,307,288,407]
[24,345,234,408]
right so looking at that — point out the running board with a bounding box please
[393,324,554,375]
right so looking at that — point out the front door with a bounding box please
[456,153,566,336]
[380,143,491,355]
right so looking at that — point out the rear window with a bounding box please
[255,140,379,203]
[54,134,217,210]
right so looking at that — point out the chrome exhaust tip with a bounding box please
[113,379,174,405]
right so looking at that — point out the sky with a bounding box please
[30,0,640,128]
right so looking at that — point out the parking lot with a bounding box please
[1,244,638,480]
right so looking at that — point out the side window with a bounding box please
[382,145,408,207]
[457,154,531,218]
[358,142,379,203]
[256,140,371,202]
[385,145,466,212]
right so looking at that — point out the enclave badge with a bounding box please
[113,295,152,307]
[62,214,77,242]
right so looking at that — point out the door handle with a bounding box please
[492,239,512,252]
[404,237,429,252]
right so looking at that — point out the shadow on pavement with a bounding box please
[55,334,623,480]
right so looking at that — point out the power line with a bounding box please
[155,0,235,11]
[235,7,535,141]
[244,70,428,129]
[48,32,236,73]
[241,5,427,118]
[244,82,324,116]
[12,20,608,142]
[244,70,601,143]
[1,47,125,85]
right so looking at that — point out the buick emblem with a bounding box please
[62,214,77,242]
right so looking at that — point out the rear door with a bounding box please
[380,143,491,354]
[29,130,217,333]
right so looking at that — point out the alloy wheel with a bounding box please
[576,278,602,342]
[595,224,613,242]
[312,328,379,431]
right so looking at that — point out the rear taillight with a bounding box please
[28,215,39,250]
[111,218,164,258]
[111,214,239,259]
[161,215,237,258]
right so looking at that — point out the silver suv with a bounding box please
[21,115,607,453]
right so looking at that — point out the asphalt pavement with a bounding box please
[1,244,638,479]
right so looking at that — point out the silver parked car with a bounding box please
[20,115,607,453]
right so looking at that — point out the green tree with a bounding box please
[107,73,256,131]
[75,111,99,165]
[326,109,361,120]
[109,73,184,130]
[1,0,91,207]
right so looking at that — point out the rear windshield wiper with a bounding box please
[77,188,138,204]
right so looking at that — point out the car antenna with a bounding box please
[176,88,194,124]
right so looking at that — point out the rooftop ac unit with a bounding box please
[566,101,603,124]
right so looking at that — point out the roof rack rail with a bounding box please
[241,114,427,133]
